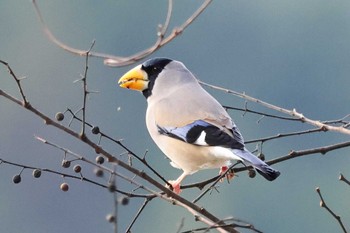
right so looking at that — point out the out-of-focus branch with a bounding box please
[32,0,213,67]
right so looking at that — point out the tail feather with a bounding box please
[255,164,280,181]
[232,149,280,181]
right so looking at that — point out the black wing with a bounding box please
[157,120,245,150]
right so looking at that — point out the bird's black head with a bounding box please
[141,57,173,98]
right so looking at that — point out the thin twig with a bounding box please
[0,157,152,198]
[32,0,213,67]
[267,140,350,166]
[183,140,350,191]
[339,173,350,186]
[192,162,239,203]
[125,198,153,233]
[246,128,323,144]
[0,60,28,106]
[64,108,170,185]
[223,105,298,121]
[175,201,233,233]
[34,136,153,196]
[316,187,348,233]
[80,41,95,138]
[112,176,118,233]
[200,80,350,135]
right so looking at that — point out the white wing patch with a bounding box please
[194,131,208,146]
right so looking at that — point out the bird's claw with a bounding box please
[219,166,235,183]
[166,180,182,194]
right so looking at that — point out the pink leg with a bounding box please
[219,166,235,182]
[167,172,187,194]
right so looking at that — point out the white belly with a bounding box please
[152,133,241,174]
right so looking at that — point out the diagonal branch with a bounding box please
[125,198,154,233]
[0,60,28,106]
[64,108,171,185]
[182,140,350,191]
[339,173,350,186]
[246,128,323,144]
[316,187,348,233]
[0,61,238,233]
[199,80,350,135]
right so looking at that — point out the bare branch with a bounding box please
[223,105,298,122]
[0,61,240,233]
[246,128,323,144]
[316,187,348,233]
[174,200,233,233]
[32,0,213,67]
[192,162,240,203]
[0,60,28,106]
[183,140,350,191]
[64,108,171,186]
[0,156,152,198]
[125,198,153,233]
[268,140,350,166]
[339,173,350,186]
[80,40,95,138]
[200,80,350,135]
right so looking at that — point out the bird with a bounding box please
[118,57,280,194]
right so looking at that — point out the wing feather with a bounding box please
[157,120,245,150]
[152,82,233,130]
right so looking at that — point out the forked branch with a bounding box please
[32,0,213,67]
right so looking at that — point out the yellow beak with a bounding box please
[118,65,149,91]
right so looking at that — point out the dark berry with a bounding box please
[73,165,81,173]
[32,169,42,178]
[108,182,116,192]
[258,153,265,161]
[95,155,104,164]
[60,182,69,192]
[55,112,64,121]
[119,196,129,206]
[248,169,256,178]
[94,168,104,177]
[91,126,100,134]
[12,174,21,184]
[106,214,115,223]
[61,160,71,168]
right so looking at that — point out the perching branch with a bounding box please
[0,60,238,233]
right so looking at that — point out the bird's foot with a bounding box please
[219,166,235,182]
[166,180,182,194]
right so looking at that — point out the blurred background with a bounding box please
[0,1,350,232]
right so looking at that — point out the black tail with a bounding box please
[232,149,280,181]
[255,164,280,181]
